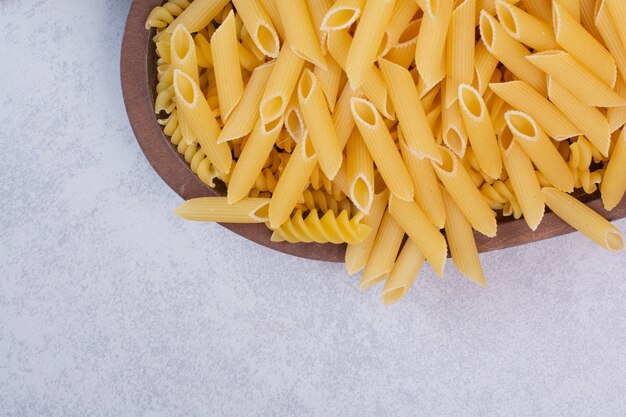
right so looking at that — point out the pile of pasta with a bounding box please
[146,0,626,304]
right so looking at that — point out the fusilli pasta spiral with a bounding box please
[145,0,190,29]
[270,209,371,244]
[480,180,522,219]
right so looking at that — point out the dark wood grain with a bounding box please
[121,0,626,263]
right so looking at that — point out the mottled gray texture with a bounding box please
[1,1,626,416]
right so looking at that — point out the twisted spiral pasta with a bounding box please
[270,209,371,244]
[568,137,605,194]
[145,0,190,29]
[480,180,522,219]
[297,189,353,215]
[310,165,345,201]
[253,168,280,193]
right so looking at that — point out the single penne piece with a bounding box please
[305,0,333,52]
[345,0,396,88]
[542,187,624,251]
[520,0,552,22]
[526,51,626,108]
[401,141,447,229]
[442,98,469,157]
[218,60,275,143]
[360,212,405,290]
[379,0,419,57]
[414,0,454,87]
[441,188,486,286]
[332,83,361,149]
[231,0,280,58]
[495,0,558,51]
[284,95,307,142]
[595,0,626,83]
[379,58,442,163]
[499,129,545,230]
[601,129,626,210]
[314,55,342,111]
[227,117,284,204]
[445,0,476,108]
[547,78,611,156]
[259,0,285,38]
[381,239,425,305]
[321,0,364,31]
[384,40,417,69]
[479,11,547,95]
[552,1,616,88]
[260,42,305,124]
[505,110,574,192]
[346,130,374,214]
[488,80,580,140]
[173,70,232,173]
[580,0,603,42]
[608,77,626,133]
[473,41,499,95]
[211,11,244,122]
[351,97,414,202]
[388,195,448,277]
[268,135,318,228]
[431,146,497,237]
[175,197,270,223]
[458,84,502,178]
[298,69,343,179]
[345,190,388,275]
[275,0,326,69]
[165,0,229,33]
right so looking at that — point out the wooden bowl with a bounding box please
[121,0,626,262]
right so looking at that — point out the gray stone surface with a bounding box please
[1,1,625,416]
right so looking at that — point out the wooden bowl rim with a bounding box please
[120,0,626,263]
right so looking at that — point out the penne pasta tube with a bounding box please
[475,0,521,20]
[379,58,442,163]
[473,41,499,95]
[314,55,343,112]
[499,129,545,230]
[431,146,497,237]
[384,41,417,69]
[415,0,454,87]
[505,110,574,192]
[231,0,280,58]
[495,0,558,51]
[488,80,580,140]
[445,0,476,108]
[298,69,344,180]
[259,0,286,39]
[305,0,333,53]
[275,0,327,69]
[547,78,611,156]
[458,84,502,178]
[211,11,244,122]
[520,0,551,22]
[218,60,275,143]
[608,77,626,133]
[552,1,616,88]
[321,0,364,31]
[260,42,305,124]
[479,11,547,95]
[579,0,603,42]
[173,70,232,173]
[346,130,374,214]
[175,197,270,223]
[542,187,624,251]
[227,117,284,204]
[360,212,405,290]
[595,0,626,83]
[345,190,388,275]
[601,129,626,211]
[166,0,229,33]
[268,135,318,228]
[382,239,425,305]
[526,51,626,108]
[284,96,307,143]
[345,0,396,88]
[388,195,448,277]
[379,0,419,57]
[332,83,361,149]
[441,188,486,286]
[351,97,414,202]
[557,0,580,21]
[442,98,469,157]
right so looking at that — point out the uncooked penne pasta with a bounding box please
[431,146,497,237]
[608,77,626,133]
[360,212,405,290]
[388,195,448,277]
[345,190,388,275]
[332,83,361,149]
[166,0,230,33]
[275,0,326,69]
[495,0,558,51]
[442,98,469,157]
[173,70,232,173]
[473,41,499,95]
[345,0,396,88]
[381,239,425,305]
[321,0,364,31]
[442,188,486,286]
[211,11,244,121]
[415,0,454,87]
[601,129,626,211]
[475,0,521,20]
[505,110,574,192]
[379,58,442,163]
[346,130,374,214]
[445,0,476,108]
[579,0,603,42]
[176,197,270,223]
[526,51,625,108]
[314,55,342,112]
[351,97,414,202]
[231,0,280,58]
[520,0,551,22]
[298,69,343,180]
[542,187,624,251]
[284,96,306,143]
[479,11,546,95]
[218,60,274,143]
[379,0,419,57]
[595,0,626,83]
[259,0,285,38]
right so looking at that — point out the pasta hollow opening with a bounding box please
[303,137,316,159]
[398,20,420,44]
[298,70,315,101]
[607,231,625,252]
[352,98,377,127]
[445,129,464,155]
[378,32,389,56]
[436,147,455,173]
[172,26,192,59]
[286,108,304,139]
[174,71,195,104]
[459,85,484,119]
[352,176,372,211]
[506,112,537,139]
[497,3,518,36]
[261,96,284,122]
[264,117,283,134]
[382,287,406,305]
[251,203,270,221]
[256,24,279,57]
[480,13,495,49]
[323,9,358,30]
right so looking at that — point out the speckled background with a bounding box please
[1,1,626,416]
